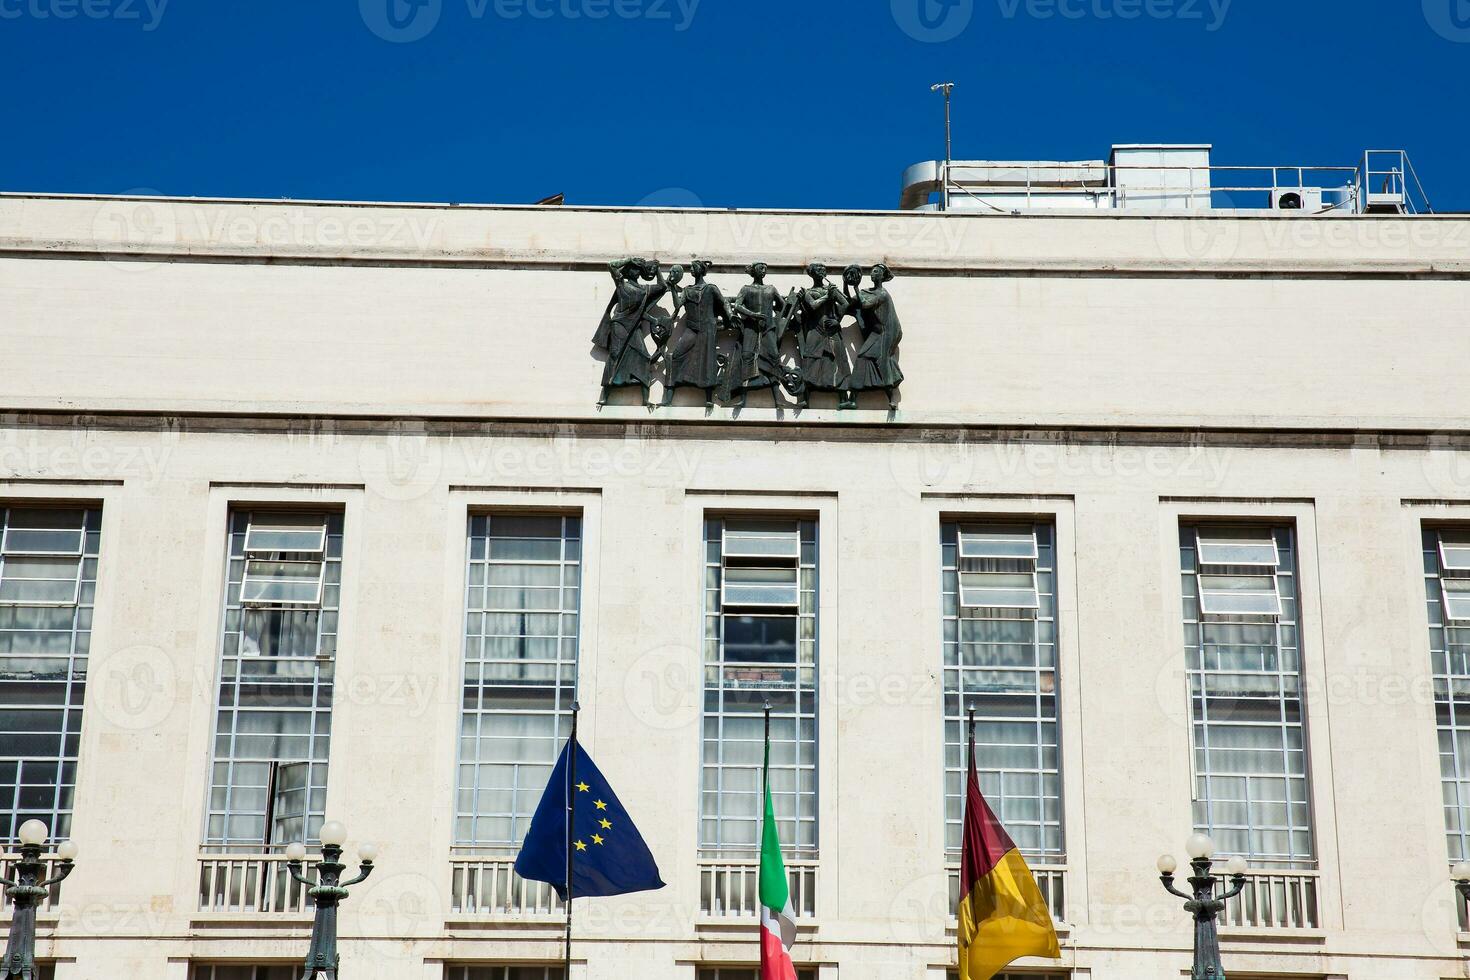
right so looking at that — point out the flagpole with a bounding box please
[966,702,976,774]
[760,699,771,975]
[564,700,581,978]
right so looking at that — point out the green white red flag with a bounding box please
[759,731,797,980]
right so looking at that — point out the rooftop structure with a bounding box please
[901,145,1433,215]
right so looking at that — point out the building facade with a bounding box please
[0,185,1468,979]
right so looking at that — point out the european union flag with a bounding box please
[514,738,666,900]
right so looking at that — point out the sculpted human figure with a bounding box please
[663,258,733,409]
[729,261,794,408]
[840,263,904,410]
[593,258,673,408]
[792,262,848,409]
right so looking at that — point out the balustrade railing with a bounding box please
[1221,869,1320,930]
[196,854,310,915]
[699,858,818,919]
[450,854,563,917]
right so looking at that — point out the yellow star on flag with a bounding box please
[594,799,608,810]
[599,818,612,830]
[576,782,590,793]
[574,840,588,852]
[591,834,605,846]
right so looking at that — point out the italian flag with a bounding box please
[759,737,798,980]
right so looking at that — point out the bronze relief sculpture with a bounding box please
[663,259,735,410]
[592,257,903,412]
[729,262,796,408]
[593,258,672,408]
[841,263,904,411]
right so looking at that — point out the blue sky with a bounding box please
[1,0,1467,211]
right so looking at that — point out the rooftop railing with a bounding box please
[928,151,1431,215]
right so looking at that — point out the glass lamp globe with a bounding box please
[1225,855,1248,877]
[1454,862,1470,883]
[1156,854,1178,875]
[56,840,79,862]
[357,843,379,864]
[318,821,348,847]
[285,842,307,862]
[1185,833,1216,861]
[17,820,48,847]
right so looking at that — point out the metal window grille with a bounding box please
[204,511,341,853]
[1181,524,1314,868]
[189,966,298,980]
[443,969,566,980]
[1424,527,1470,865]
[0,506,100,845]
[455,514,580,849]
[942,521,1063,861]
[700,517,818,858]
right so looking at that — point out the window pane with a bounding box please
[958,525,1039,560]
[1196,526,1280,567]
[0,506,98,846]
[959,571,1039,610]
[944,521,1062,863]
[206,511,337,852]
[243,514,327,554]
[702,517,817,859]
[242,561,324,605]
[456,514,580,849]
[1183,523,1313,868]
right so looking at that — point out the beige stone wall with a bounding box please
[0,420,1458,979]
[0,195,1465,978]
[1,195,1468,429]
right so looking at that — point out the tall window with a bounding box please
[445,969,565,980]
[942,521,1062,861]
[1180,524,1313,867]
[699,971,816,980]
[0,505,100,845]
[455,514,580,849]
[700,517,817,857]
[206,511,341,851]
[1423,527,1470,864]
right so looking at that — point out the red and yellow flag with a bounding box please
[956,739,1061,980]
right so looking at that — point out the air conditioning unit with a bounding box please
[1270,187,1323,213]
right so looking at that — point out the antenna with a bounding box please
[930,83,956,212]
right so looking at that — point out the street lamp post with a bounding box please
[285,821,376,980]
[1157,833,1248,980]
[0,820,77,979]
